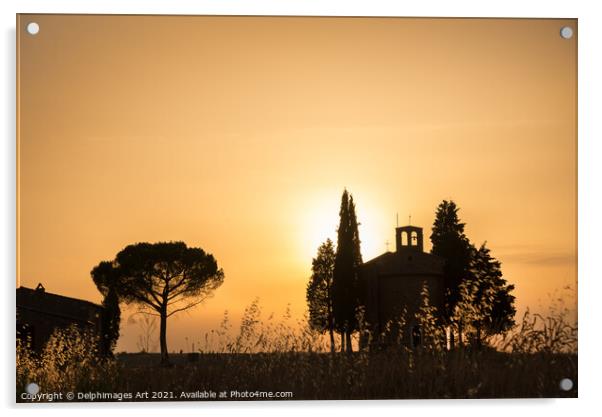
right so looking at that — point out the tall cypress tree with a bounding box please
[349,196,363,267]
[347,195,363,350]
[332,190,350,351]
[92,261,122,356]
[100,287,121,355]
[430,200,473,346]
[332,189,362,353]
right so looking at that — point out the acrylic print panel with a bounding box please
[16,15,577,402]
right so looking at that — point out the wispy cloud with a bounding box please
[497,247,576,266]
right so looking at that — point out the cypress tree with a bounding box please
[349,195,363,267]
[430,200,473,346]
[347,195,363,350]
[100,287,121,356]
[332,189,363,353]
[455,243,516,347]
[306,239,336,353]
[333,190,350,351]
[92,260,122,356]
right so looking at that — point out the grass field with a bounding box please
[17,347,577,401]
[112,350,577,400]
[16,305,577,402]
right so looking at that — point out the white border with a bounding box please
[2,1,600,416]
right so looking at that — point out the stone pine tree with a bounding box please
[306,239,336,353]
[332,189,363,353]
[454,243,516,347]
[92,261,122,356]
[429,200,473,348]
[91,241,224,365]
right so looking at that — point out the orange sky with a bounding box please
[17,15,577,352]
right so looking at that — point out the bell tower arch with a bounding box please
[395,225,424,253]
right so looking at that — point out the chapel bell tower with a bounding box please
[395,225,424,253]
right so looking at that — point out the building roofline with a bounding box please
[361,251,394,266]
[16,286,103,310]
[361,250,445,267]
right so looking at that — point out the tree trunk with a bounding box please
[476,323,481,349]
[345,330,353,354]
[159,306,169,365]
[449,326,455,350]
[340,332,345,353]
[458,321,463,347]
[329,327,335,354]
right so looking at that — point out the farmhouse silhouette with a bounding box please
[16,283,104,351]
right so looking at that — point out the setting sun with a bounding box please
[297,187,392,264]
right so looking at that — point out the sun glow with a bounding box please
[299,192,389,264]
[355,202,390,262]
